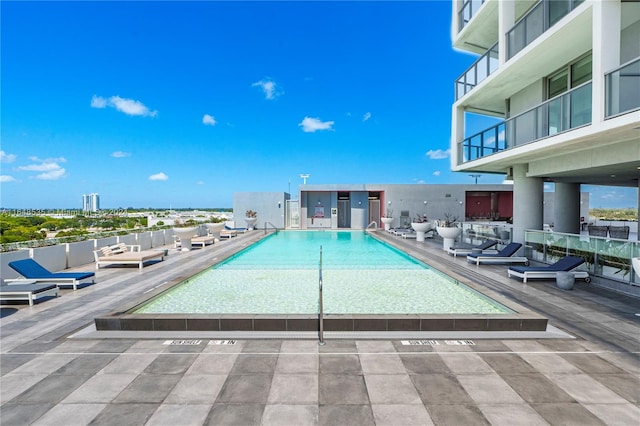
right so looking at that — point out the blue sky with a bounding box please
[1,1,636,209]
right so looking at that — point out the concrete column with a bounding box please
[498,0,515,65]
[451,105,465,168]
[512,164,543,245]
[554,183,581,234]
[592,0,621,123]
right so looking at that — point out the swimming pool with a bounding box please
[134,231,512,315]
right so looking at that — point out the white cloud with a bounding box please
[433,171,441,176]
[16,157,67,180]
[425,149,451,160]
[1,175,16,182]
[299,116,335,133]
[1,150,17,163]
[91,95,157,117]
[149,172,169,181]
[252,78,282,100]
[363,112,371,122]
[111,151,131,158]
[202,114,217,126]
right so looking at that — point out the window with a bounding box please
[546,54,592,99]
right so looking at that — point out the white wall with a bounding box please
[67,240,96,267]
[0,250,30,284]
[30,244,67,272]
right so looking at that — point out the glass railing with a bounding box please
[525,230,640,286]
[460,222,513,244]
[458,0,486,32]
[459,82,591,163]
[507,0,584,60]
[605,57,640,118]
[456,42,499,100]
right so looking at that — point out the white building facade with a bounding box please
[451,0,640,244]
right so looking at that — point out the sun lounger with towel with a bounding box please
[466,242,529,265]
[507,255,591,283]
[447,240,499,257]
[93,243,164,269]
[7,258,96,290]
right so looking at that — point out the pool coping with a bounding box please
[94,230,549,333]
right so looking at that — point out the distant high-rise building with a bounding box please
[82,193,100,212]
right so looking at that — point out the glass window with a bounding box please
[571,55,592,87]
[548,70,568,99]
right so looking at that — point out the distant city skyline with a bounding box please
[1,1,637,209]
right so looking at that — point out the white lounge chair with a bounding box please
[0,283,59,306]
[93,243,164,269]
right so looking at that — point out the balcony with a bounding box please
[459,82,592,163]
[455,42,499,100]
[606,57,640,119]
[507,0,584,61]
[458,0,486,33]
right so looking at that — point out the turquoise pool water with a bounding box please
[135,231,512,314]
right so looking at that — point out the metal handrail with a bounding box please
[366,221,378,230]
[318,245,325,345]
[263,221,279,235]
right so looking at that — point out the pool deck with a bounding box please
[1,230,639,425]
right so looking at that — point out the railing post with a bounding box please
[318,245,325,345]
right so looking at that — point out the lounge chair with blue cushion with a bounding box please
[466,242,529,265]
[507,255,591,283]
[447,240,499,257]
[7,259,96,290]
[0,283,59,306]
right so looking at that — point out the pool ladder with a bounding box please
[318,245,325,345]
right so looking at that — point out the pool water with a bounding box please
[135,231,512,315]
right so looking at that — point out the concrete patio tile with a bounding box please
[52,354,117,375]
[548,373,630,404]
[10,373,93,404]
[164,374,227,403]
[0,403,54,426]
[425,403,490,425]
[275,353,319,374]
[9,353,78,375]
[113,374,182,403]
[280,340,319,353]
[438,352,495,374]
[360,353,406,374]
[125,340,166,353]
[229,354,278,375]
[356,340,396,353]
[146,404,212,426]
[216,374,273,404]
[479,353,537,374]
[582,403,640,425]
[142,353,198,375]
[0,373,47,402]
[531,402,607,425]
[456,374,525,404]
[99,353,157,375]
[62,373,138,403]
[590,373,640,403]
[502,340,551,353]
[319,404,374,426]
[400,353,451,374]
[206,403,265,425]
[185,353,239,375]
[0,353,36,375]
[87,402,159,425]
[31,403,107,426]
[517,352,583,374]
[411,374,474,405]
[242,339,282,353]
[477,403,548,426]
[561,353,628,374]
[48,339,99,353]
[500,373,576,403]
[319,374,370,405]
[268,374,318,404]
[364,374,422,404]
[318,339,357,353]
[261,404,318,426]
[319,354,362,375]
[371,404,434,426]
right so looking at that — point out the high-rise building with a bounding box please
[82,193,100,212]
[450,0,639,243]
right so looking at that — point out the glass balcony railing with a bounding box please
[458,0,486,32]
[456,42,499,100]
[605,57,640,118]
[459,82,592,163]
[507,0,584,60]
[525,230,640,286]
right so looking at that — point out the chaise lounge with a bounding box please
[507,255,591,283]
[447,240,498,257]
[0,283,59,306]
[466,242,529,265]
[93,243,164,269]
[7,258,96,290]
